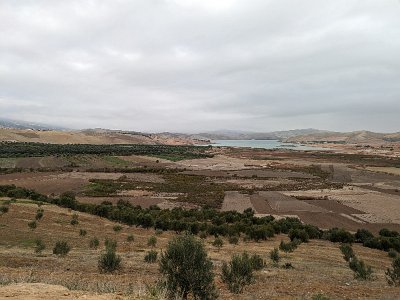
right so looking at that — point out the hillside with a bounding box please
[0,128,204,145]
[194,129,327,141]
[0,200,398,300]
[286,131,400,145]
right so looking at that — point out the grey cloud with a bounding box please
[0,0,399,132]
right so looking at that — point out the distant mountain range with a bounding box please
[286,130,400,144]
[0,118,67,131]
[190,129,328,141]
[1,118,399,145]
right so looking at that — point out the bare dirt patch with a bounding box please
[302,199,364,215]
[260,191,327,213]
[221,191,253,212]
[249,193,274,214]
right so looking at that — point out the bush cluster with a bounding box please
[159,234,217,300]
[53,241,71,256]
[386,257,400,286]
[1,184,399,254]
[279,240,300,253]
[221,252,264,294]
[98,247,121,273]
[144,250,158,263]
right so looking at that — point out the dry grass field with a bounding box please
[0,200,399,300]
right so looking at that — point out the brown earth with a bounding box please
[0,128,203,145]
[0,201,399,299]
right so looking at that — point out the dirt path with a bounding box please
[0,283,129,300]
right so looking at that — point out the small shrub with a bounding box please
[279,240,298,253]
[98,248,121,273]
[0,205,9,214]
[155,229,163,235]
[35,209,44,221]
[312,294,329,300]
[144,250,158,263]
[379,228,399,238]
[89,237,100,249]
[388,249,398,259]
[386,256,400,286]
[282,262,294,269]
[34,239,45,254]
[70,214,79,225]
[288,229,309,243]
[53,241,71,256]
[79,229,87,236]
[212,237,223,249]
[355,229,374,243]
[339,244,355,262]
[221,252,254,294]
[323,228,354,244]
[148,236,157,247]
[28,220,37,230]
[105,238,117,251]
[228,236,239,245]
[349,258,373,280]
[199,231,208,239]
[127,234,134,242]
[113,225,122,232]
[159,234,217,300]
[270,248,280,265]
[250,254,264,270]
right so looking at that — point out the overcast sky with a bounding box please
[1,0,400,133]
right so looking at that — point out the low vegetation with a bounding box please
[159,234,218,300]
[34,239,45,254]
[386,257,400,286]
[144,250,158,263]
[339,243,373,280]
[98,246,122,273]
[221,252,258,294]
[89,237,99,249]
[53,241,71,256]
[0,142,212,160]
[1,185,399,254]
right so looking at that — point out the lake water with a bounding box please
[210,140,330,151]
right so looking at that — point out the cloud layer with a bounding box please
[1,0,399,132]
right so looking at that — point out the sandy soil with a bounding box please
[0,283,129,300]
